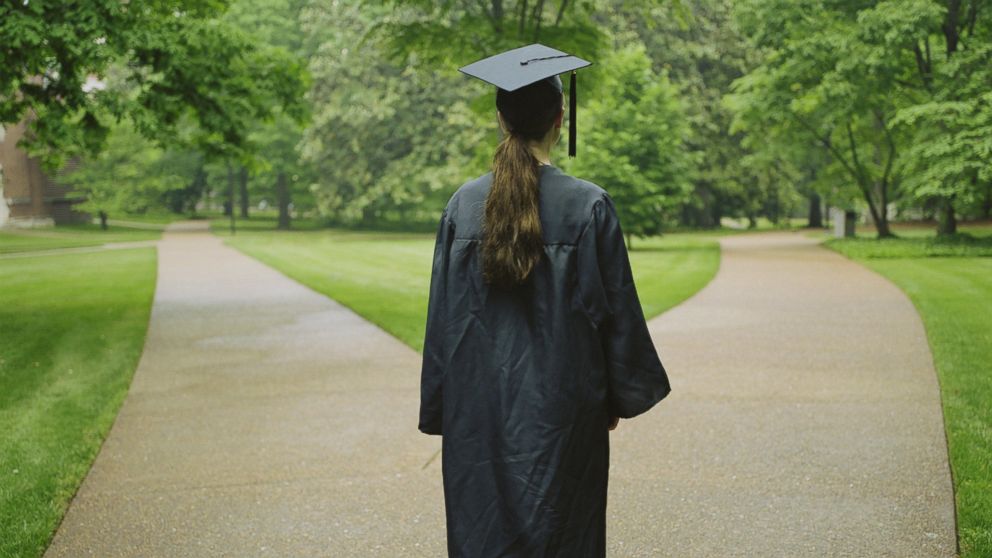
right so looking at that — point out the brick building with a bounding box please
[0,120,87,227]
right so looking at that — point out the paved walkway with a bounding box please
[46,222,445,556]
[612,232,956,557]
[46,227,956,557]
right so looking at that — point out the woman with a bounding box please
[419,44,671,558]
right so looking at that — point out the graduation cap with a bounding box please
[459,44,591,157]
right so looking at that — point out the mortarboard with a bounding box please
[459,44,591,157]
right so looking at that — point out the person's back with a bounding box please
[420,44,671,558]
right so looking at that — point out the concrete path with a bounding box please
[46,227,956,557]
[610,232,956,557]
[45,222,446,556]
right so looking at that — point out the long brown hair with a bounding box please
[483,80,563,288]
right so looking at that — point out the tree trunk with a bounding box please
[98,210,108,230]
[626,231,632,251]
[807,192,823,228]
[937,197,957,236]
[710,193,723,229]
[922,198,937,221]
[190,166,206,217]
[226,163,236,235]
[982,180,992,220]
[877,179,894,238]
[276,171,291,230]
[239,166,249,218]
[874,214,893,238]
[860,179,893,238]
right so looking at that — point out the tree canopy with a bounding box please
[5,0,990,237]
[727,0,992,236]
[0,0,307,168]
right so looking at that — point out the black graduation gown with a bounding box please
[419,165,671,558]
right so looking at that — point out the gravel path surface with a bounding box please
[45,226,956,557]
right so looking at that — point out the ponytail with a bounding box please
[482,132,544,288]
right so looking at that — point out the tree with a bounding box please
[53,0,312,225]
[883,0,992,234]
[369,0,606,65]
[299,1,487,227]
[224,0,315,227]
[249,110,312,229]
[0,0,307,169]
[64,120,203,219]
[600,0,758,229]
[728,0,992,238]
[567,44,693,247]
[728,1,928,237]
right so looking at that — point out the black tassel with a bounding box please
[568,71,577,158]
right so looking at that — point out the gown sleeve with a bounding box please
[577,194,672,419]
[419,207,455,435]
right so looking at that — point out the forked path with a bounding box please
[46,226,956,557]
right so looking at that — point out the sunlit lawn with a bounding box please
[0,223,162,254]
[222,224,720,352]
[0,249,157,558]
[827,228,992,558]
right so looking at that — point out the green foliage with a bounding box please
[606,0,765,228]
[124,16,309,161]
[895,82,992,211]
[38,0,316,225]
[567,44,693,238]
[367,0,606,64]
[300,1,487,227]
[0,0,308,168]
[728,1,910,236]
[0,249,156,558]
[10,0,988,233]
[728,0,992,236]
[63,121,204,217]
[220,0,316,225]
[297,0,618,229]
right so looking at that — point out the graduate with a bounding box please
[419,44,671,558]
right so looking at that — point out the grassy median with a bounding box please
[222,226,720,352]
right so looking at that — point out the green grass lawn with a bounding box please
[0,249,157,558]
[817,224,992,258]
[0,224,162,255]
[224,228,720,352]
[209,214,326,234]
[827,234,991,558]
[106,211,182,225]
